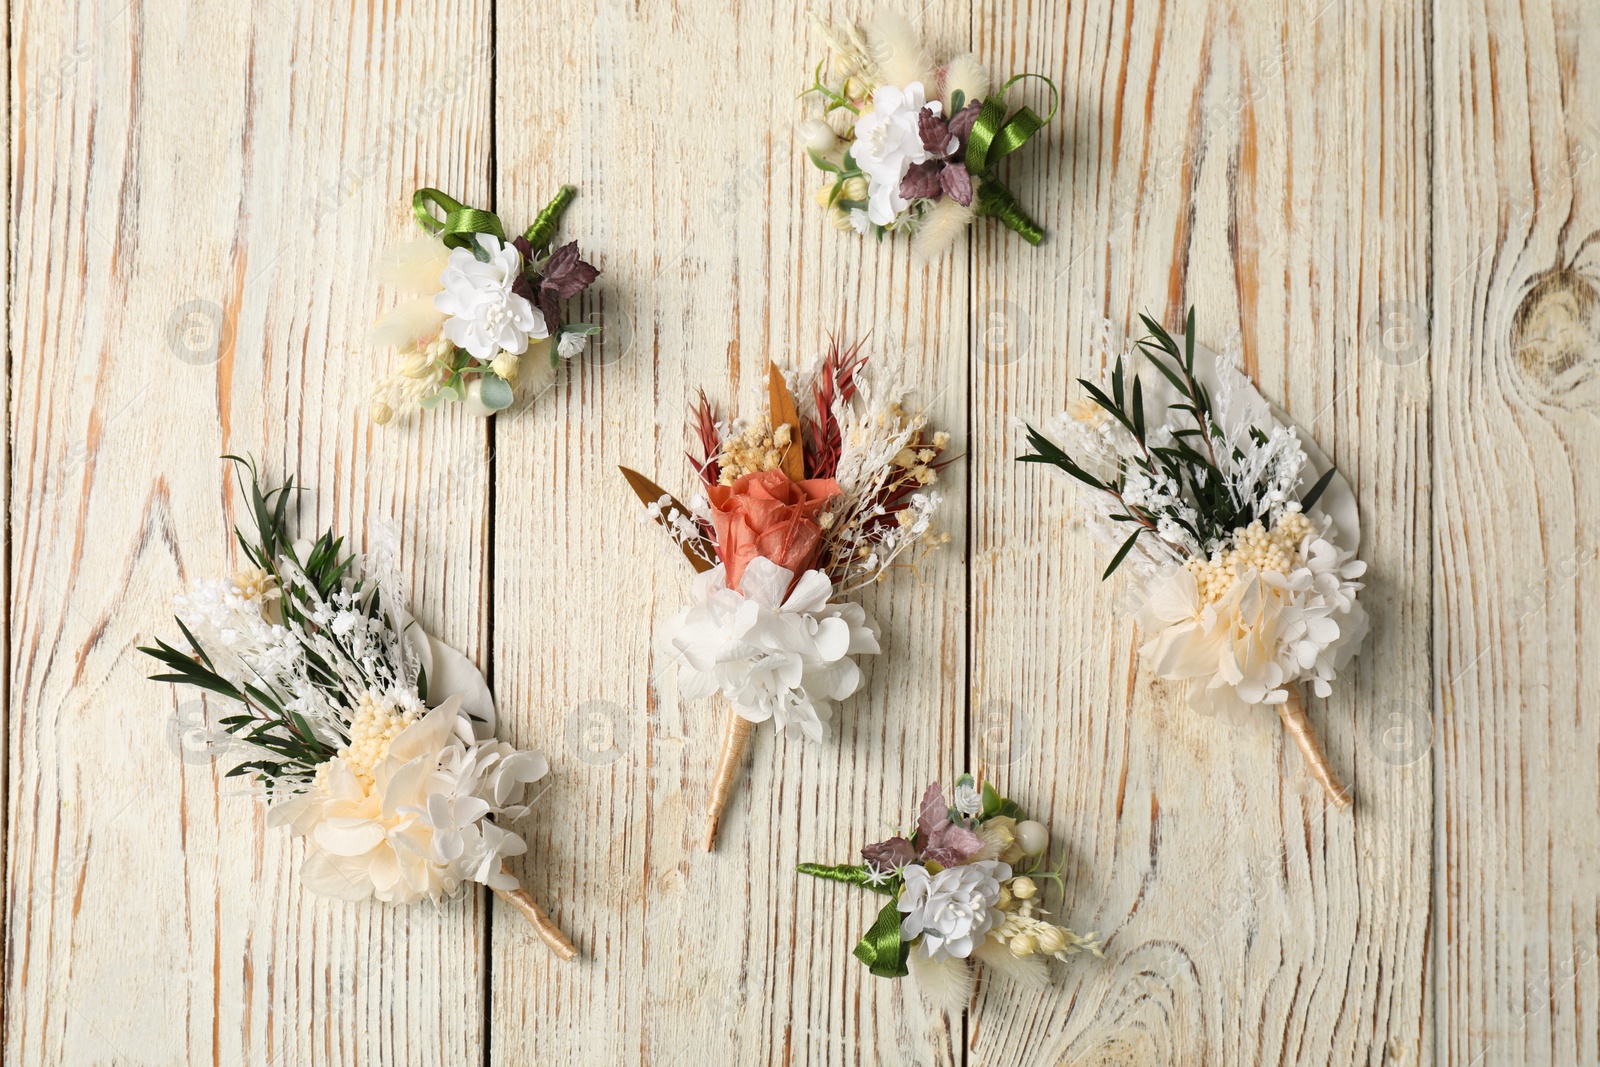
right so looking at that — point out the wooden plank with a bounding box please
[968,1,1434,1063]
[488,1,969,1062]
[1432,2,1600,1064]
[5,1,492,1063]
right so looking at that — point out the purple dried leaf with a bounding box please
[941,163,974,206]
[512,235,535,262]
[921,821,984,868]
[862,837,917,871]
[539,241,600,300]
[946,101,981,152]
[900,161,945,201]
[917,106,952,155]
[917,782,950,840]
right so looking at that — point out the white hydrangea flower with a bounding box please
[433,235,547,361]
[664,557,879,742]
[898,860,1012,962]
[852,82,937,225]
[267,695,548,905]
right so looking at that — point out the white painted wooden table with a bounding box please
[8,0,1598,1063]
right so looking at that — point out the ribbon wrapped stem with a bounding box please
[974,180,1044,245]
[522,184,578,254]
[704,703,755,850]
[1277,685,1352,809]
[493,867,578,960]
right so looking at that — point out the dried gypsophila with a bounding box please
[142,456,577,958]
[1019,309,1369,808]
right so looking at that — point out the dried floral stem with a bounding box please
[493,869,578,960]
[1278,685,1352,810]
[704,704,755,851]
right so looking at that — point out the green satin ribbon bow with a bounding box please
[853,898,911,978]
[411,185,578,254]
[797,863,909,978]
[963,73,1059,246]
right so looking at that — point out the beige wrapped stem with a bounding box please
[703,702,755,850]
[493,866,577,960]
[1278,684,1352,809]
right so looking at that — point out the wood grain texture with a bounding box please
[6,1,492,1063]
[7,0,1598,1064]
[1433,2,1600,1065]
[968,1,1434,1064]
[487,2,970,1062]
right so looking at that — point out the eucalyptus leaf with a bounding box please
[478,374,514,410]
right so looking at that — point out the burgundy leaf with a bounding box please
[917,782,950,840]
[540,241,601,300]
[899,161,945,201]
[922,821,985,869]
[511,272,538,307]
[862,837,917,871]
[946,100,981,153]
[512,235,535,262]
[538,288,562,339]
[941,163,974,206]
[917,106,952,155]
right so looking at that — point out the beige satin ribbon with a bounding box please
[704,703,755,850]
[1278,685,1352,809]
[493,866,577,960]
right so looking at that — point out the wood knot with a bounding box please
[1511,268,1599,384]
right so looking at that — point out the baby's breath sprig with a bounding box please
[1020,308,1338,579]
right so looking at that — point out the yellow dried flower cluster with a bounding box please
[324,692,420,790]
[1067,398,1107,426]
[716,416,796,484]
[890,420,949,490]
[1185,509,1314,602]
[230,567,277,603]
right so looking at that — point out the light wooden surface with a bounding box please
[4,1,1595,1065]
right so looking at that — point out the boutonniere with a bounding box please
[620,342,953,849]
[799,775,1100,1011]
[799,7,1057,256]
[1020,311,1370,808]
[141,458,576,959]
[369,185,600,423]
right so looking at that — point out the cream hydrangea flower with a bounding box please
[665,556,879,742]
[1137,526,1368,719]
[268,694,548,904]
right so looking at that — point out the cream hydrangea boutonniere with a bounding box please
[799,775,1100,1011]
[799,6,1057,256]
[1020,311,1370,808]
[369,185,600,423]
[619,341,954,849]
[142,457,577,958]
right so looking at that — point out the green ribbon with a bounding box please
[412,188,506,251]
[975,181,1044,245]
[963,73,1058,245]
[798,863,909,978]
[964,73,1059,174]
[522,185,577,253]
[796,862,895,895]
[411,185,579,254]
[853,898,911,978]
